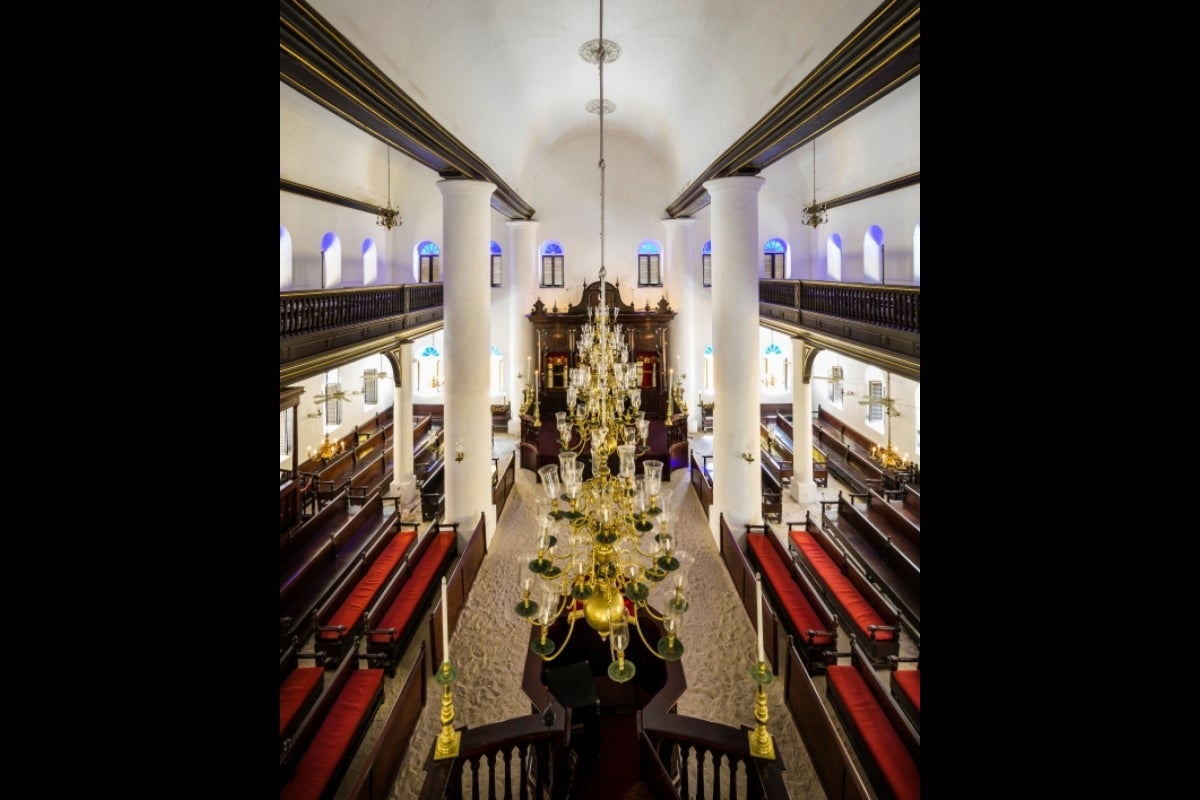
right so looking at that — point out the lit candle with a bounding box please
[441,576,450,663]
[755,573,765,664]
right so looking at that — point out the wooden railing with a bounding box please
[280,280,918,384]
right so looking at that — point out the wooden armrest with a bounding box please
[316,624,348,635]
[365,627,398,641]
[866,624,900,639]
[803,629,837,642]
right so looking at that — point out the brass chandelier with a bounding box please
[514,0,691,683]
[377,147,401,230]
[802,138,828,228]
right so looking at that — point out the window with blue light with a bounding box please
[638,241,661,286]
[419,241,441,283]
[763,238,786,279]
[702,241,712,287]
[541,242,564,287]
[491,241,503,287]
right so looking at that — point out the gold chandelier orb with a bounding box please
[583,587,627,637]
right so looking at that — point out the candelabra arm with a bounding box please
[535,607,578,662]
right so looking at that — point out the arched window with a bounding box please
[540,241,564,287]
[418,241,441,283]
[762,341,787,393]
[362,239,379,286]
[827,234,843,282]
[701,241,712,287]
[490,241,503,287]
[638,241,662,286]
[863,225,884,283]
[913,223,920,285]
[321,232,342,289]
[280,225,293,290]
[419,344,443,393]
[763,238,787,279]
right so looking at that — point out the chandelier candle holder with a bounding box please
[869,441,910,471]
[308,434,345,463]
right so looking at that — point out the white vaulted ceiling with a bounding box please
[281,0,918,219]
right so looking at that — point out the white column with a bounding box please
[703,175,765,542]
[392,342,415,502]
[440,179,498,542]
[662,218,697,432]
[507,219,539,435]
[790,338,817,502]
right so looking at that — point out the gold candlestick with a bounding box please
[748,660,776,759]
[432,661,461,760]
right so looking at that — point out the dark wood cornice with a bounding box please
[279,178,382,216]
[279,0,536,220]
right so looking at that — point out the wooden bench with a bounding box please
[824,636,920,800]
[888,653,920,733]
[787,513,902,665]
[364,525,459,676]
[279,492,397,650]
[742,524,839,673]
[781,637,873,800]
[820,493,920,634]
[280,644,385,799]
[341,643,428,800]
[718,515,783,672]
[761,465,783,523]
[280,639,325,752]
[689,450,713,520]
[312,521,420,667]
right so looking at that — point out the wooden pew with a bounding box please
[824,636,920,800]
[312,520,419,667]
[280,639,325,752]
[428,514,488,671]
[820,493,920,634]
[363,525,459,677]
[866,486,921,547]
[689,450,713,520]
[761,464,783,523]
[787,514,902,665]
[279,492,396,650]
[888,653,921,733]
[280,644,385,800]
[342,644,428,800]
[719,515,783,671]
[782,637,873,800]
[742,522,839,674]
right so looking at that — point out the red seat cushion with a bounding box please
[320,530,417,641]
[892,668,920,715]
[788,529,894,641]
[280,666,324,738]
[746,534,833,644]
[826,665,919,800]
[369,532,455,643]
[281,668,385,800]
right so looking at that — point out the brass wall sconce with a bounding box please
[454,441,464,462]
